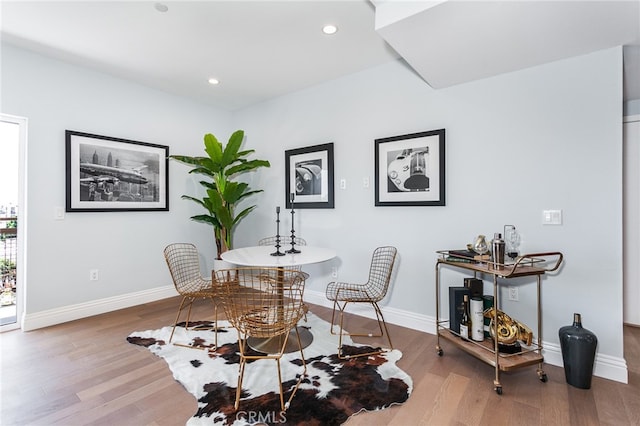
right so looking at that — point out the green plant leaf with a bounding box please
[222,181,249,204]
[227,159,271,176]
[221,130,244,167]
[190,214,218,226]
[203,133,223,165]
[233,205,257,226]
[181,195,207,210]
[200,181,217,191]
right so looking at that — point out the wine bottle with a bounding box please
[459,294,471,340]
[470,297,484,341]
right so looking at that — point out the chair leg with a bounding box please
[233,328,307,412]
[281,326,307,411]
[372,301,393,350]
[171,296,219,351]
[329,298,340,335]
[337,301,348,358]
[169,296,190,343]
[184,298,195,330]
[332,300,393,359]
[213,300,218,349]
[235,336,247,410]
[328,299,352,356]
[275,358,285,411]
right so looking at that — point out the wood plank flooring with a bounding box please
[1,297,638,425]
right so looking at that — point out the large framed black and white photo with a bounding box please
[375,129,445,207]
[65,130,169,212]
[285,143,334,209]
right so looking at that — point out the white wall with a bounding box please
[1,44,232,319]
[623,114,640,326]
[1,42,627,382]
[234,47,626,379]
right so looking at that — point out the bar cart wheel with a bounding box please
[538,371,548,382]
[436,347,443,356]
[495,386,503,395]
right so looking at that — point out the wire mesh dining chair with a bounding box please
[258,235,306,252]
[258,236,309,320]
[163,243,222,351]
[213,267,308,411]
[325,246,397,359]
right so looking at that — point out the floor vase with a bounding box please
[558,313,598,389]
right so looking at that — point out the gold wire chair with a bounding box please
[257,236,309,278]
[258,236,309,319]
[163,243,221,350]
[258,235,306,249]
[325,246,397,359]
[213,267,308,411]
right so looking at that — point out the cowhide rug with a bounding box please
[127,312,412,425]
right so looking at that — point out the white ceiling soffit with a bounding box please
[373,0,640,98]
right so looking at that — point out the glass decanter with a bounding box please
[504,225,521,260]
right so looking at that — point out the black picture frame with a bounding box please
[375,129,445,206]
[65,130,169,212]
[285,142,334,209]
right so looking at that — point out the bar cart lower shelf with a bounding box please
[436,331,547,394]
[434,250,563,395]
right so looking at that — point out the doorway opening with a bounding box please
[1,114,26,332]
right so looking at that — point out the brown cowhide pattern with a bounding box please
[127,313,412,425]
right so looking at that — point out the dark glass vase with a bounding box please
[558,313,598,389]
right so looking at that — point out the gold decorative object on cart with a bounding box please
[434,250,563,395]
[483,307,533,346]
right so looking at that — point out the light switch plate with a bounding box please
[542,209,562,225]
[54,206,65,220]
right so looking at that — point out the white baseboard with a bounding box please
[305,289,629,384]
[22,285,177,331]
[542,341,629,384]
[305,289,437,334]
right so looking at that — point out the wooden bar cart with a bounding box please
[435,250,563,395]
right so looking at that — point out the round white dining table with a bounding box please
[220,245,336,353]
[220,245,336,268]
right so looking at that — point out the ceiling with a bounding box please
[1,1,639,111]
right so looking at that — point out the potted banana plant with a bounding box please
[170,130,270,260]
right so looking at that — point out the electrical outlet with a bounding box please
[340,179,346,190]
[90,269,99,281]
[508,286,518,301]
[331,267,338,278]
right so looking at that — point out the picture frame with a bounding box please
[65,130,169,212]
[375,129,445,206]
[285,142,334,209]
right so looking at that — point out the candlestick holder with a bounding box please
[271,206,285,256]
[287,193,301,254]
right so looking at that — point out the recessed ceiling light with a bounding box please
[208,78,220,85]
[322,25,338,35]
[154,3,168,13]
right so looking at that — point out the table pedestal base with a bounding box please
[247,327,313,354]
